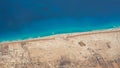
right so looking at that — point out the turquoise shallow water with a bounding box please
[0,17,120,42]
[0,0,120,42]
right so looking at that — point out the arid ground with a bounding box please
[0,29,120,68]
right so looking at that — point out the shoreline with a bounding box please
[0,27,120,68]
[1,27,120,44]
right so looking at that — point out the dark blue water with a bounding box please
[0,0,120,42]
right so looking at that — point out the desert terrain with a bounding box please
[0,28,120,68]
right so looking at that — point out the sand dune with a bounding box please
[0,28,120,68]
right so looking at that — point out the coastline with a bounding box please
[0,27,120,68]
[1,27,120,44]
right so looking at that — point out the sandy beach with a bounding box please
[0,28,120,68]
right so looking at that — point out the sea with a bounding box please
[0,0,120,42]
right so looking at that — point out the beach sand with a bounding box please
[0,28,120,68]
